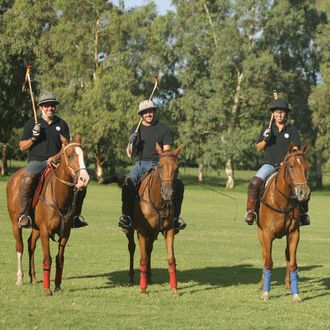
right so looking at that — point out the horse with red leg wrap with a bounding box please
[258,143,310,302]
[126,143,182,294]
[6,141,89,295]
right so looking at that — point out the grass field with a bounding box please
[0,169,330,329]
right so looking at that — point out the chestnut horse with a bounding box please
[6,141,90,295]
[126,143,182,294]
[258,144,310,302]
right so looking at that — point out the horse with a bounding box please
[6,140,90,295]
[125,143,182,294]
[257,143,310,302]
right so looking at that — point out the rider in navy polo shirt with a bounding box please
[118,100,186,234]
[18,91,87,229]
[244,98,311,226]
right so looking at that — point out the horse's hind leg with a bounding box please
[146,238,154,284]
[28,229,40,284]
[126,229,135,284]
[40,231,52,296]
[164,229,178,295]
[55,233,71,292]
[138,234,149,294]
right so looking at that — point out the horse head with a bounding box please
[156,143,183,202]
[60,139,90,189]
[285,143,310,202]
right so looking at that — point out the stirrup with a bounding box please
[72,215,88,228]
[244,210,256,225]
[174,217,186,234]
[118,215,132,234]
[18,214,32,229]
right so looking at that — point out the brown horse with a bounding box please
[126,143,182,294]
[6,141,90,295]
[258,143,310,302]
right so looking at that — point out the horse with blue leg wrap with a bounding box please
[257,143,310,302]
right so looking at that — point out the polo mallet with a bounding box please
[22,65,38,124]
[268,89,278,129]
[134,75,160,134]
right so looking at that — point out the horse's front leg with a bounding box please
[146,237,154,284]
[164,228,178,295]
[287,230,301,302]
[12,226,24,286]
[126,229,135,284]
[55,231,71,292]
[260,230,273,301]
[40,230,52,296]
[257,228,266,291]
[285,236,291,291]
[28,229,40,284]
[138,234,149,294]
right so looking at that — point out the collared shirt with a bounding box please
[257,122,301,166]
[131,120,173,161]
[21,115,70,162]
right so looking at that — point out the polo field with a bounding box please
[0,169,329,329]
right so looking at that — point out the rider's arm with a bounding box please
[19,139,35,152]
[256,140,267,152]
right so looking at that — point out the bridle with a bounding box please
[51,143,87,187]
[158,154,179,185]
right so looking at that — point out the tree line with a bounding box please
[0,0,329,188]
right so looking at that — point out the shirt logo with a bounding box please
[284,133,289,139]
[56,126,61,131]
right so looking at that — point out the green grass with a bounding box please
[0,170,330,329]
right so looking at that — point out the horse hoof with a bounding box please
[16,279,23,286]
[140,289,148,295]
[54,286,61,292]
[292,294,302,303]
[171,288,179,296]
[43,288,53,296]
[128,279,134,286]
[261,291,269,301]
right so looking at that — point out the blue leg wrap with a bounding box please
[290,269,299,295]
[263,268,272,292]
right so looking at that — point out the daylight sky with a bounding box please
[112,0,174,15]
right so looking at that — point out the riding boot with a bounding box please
[18,173,37,228]
[299,199,311,226]
[72,188,88,228]
[118,179,136,233]
[173,178,186,234]
[244,176,264,225]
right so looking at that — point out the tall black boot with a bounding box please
[174,178,186,233]
[244,176,264,225]
[118,179,136,233]
[72,189,88,228]
[300,199,311,226]
[18,173,37,228]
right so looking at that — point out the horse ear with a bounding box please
[302,142,308,153]
[155,142,163,155]
[174,144,183,156]
[75,135,82,144]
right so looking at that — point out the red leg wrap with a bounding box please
[140,265,147,289]
[168,263,177,289]
[55,264,63,287]
[43,264,51,289]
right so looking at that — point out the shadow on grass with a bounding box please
[67,264,328,295]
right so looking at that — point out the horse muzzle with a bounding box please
[161,184,174,202]
[75,169,90,189]
[293,184,310,202]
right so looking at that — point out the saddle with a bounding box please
[32,167,52,208]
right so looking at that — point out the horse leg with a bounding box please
[285,236,290,291]
[40,231,52,296]
[261,231,273,301]
[28,229,40,284]
[55,233,70,292]
[126,229,135,284]
[138,234,148,294]
[147,238,154,284]
[164,229,178,295]
[257,228,266,291]
[287,230,301,302]
[12,226,24,286]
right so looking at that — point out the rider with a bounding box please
[118,99,186,234]
[244,97,311,226]
[18,91,87,229]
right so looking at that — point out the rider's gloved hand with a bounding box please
[31,123,41,142]
[128,132,138,145]
[263,128,272,142]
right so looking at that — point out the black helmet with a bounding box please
[37,91,59,106]
[269,98,290,112]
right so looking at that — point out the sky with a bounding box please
[112,0,174,15]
